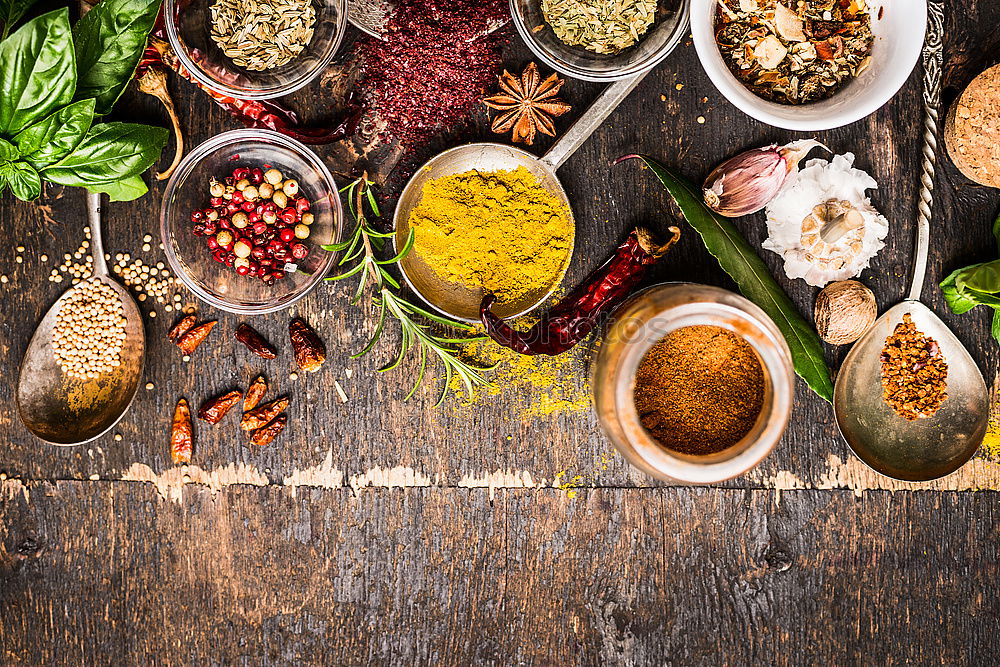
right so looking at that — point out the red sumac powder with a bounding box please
[356,0,507,146]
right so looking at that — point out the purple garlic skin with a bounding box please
[703,139,827,217]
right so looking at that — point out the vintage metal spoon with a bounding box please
[833,0,988,482]
[16,191,146,446]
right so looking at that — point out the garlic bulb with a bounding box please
[703,139,827,217]
[763,153,888,287]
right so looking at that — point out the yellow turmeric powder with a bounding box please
[407,166,573,304]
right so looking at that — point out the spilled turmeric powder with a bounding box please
[407,166,573,305]
[452,334,590,418]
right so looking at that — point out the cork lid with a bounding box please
[945,63,1000,188]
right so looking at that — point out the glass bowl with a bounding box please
[161,129,343,315]
[164,0,347,100]
[510,0,690,82]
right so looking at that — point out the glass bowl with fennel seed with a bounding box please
[165,0,347,99]
[511,0,690,82]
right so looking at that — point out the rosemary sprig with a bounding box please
[324,176,493,405]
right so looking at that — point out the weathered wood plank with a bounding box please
[2,481,998,664]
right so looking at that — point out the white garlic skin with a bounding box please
[763,153,889,287]
[703,139,827,217]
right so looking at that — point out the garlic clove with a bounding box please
[703,139,827,217]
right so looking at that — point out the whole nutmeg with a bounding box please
[814,280,877,345]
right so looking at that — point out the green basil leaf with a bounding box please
[0,0,36,40]
[621,154,834,403]
[0,9,75,136]
[73,0,161,115]
[13,98,94,168]
[0,159,40,199]
[41,122,168,187]
[0,136,18,160]
[87,174,147,201]
[940,267,981,314]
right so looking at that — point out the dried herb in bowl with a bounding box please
[715,0,874,105]
[209,0,316,71]
[541,0,657,55]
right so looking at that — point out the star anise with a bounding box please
[482,62,572,146]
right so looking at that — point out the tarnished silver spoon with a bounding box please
[16,191,146,446]
[833,0,988,482]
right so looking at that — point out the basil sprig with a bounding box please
[0,0,166,202]
[618,154,835,403]
[940,210,1000,345]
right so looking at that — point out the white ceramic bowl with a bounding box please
[691,0,926,130]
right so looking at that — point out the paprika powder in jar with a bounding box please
[592,283,794,484]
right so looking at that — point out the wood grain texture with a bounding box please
[1,481,998,664]
[3,4,1000,661]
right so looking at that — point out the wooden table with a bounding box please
[2,4,999,663]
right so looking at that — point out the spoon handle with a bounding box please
[908,0,945,302]
[87,190,109,278]
[540,72,649,171]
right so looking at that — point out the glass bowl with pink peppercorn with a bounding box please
[161,129,343,315]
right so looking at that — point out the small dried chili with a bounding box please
[235,323,277,359]
[249,414,287,447]
[480,227,681,356]
[241,397,289,431]
[289,318,325,372]
[170,398,193,465]
[198,389,243,425]
[167,314,196,343]
[244,376,268,412]
[176,321,216,355]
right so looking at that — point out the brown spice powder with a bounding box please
[633,325,765,456]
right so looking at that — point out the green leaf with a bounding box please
[87,174,147,201]
[940,267,981,314]
[621,154,834,403]
[13,98,94,168]
[0,0,37,40]
[73,0,162,115]
[0,137,18,160]
[0,9,76,136]
[41,122,167,187]
[0,159,40,199]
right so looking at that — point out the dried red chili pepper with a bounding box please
[143,35,361,145]
[170,398,193,464]
[176,321,216,355]
[197,389,243,425]
[249,414,287,447]
[235,323,277,359]
[244,376,268,412]
[240,397,289,431]
[289,318,325,372]
[480,227,681,356]
[167,314,196,343]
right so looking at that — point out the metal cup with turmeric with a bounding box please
[406,166,573,305]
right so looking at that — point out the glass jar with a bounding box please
[592,283,795,484]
